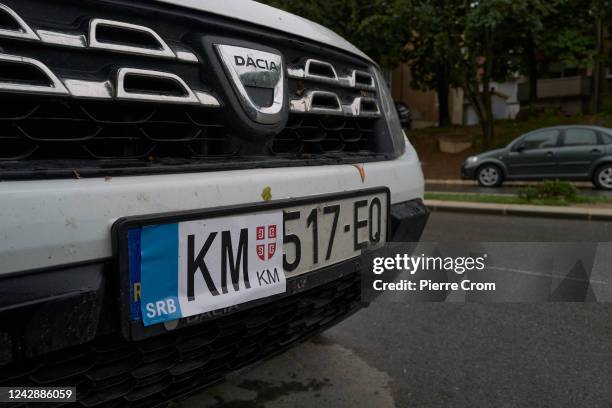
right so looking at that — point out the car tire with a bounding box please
[593,164,612,190]
[476,164,504,187]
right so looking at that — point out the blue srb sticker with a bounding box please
[140,223,183,326]
[127,224,183,326]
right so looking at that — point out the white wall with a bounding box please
[463,80,520,125]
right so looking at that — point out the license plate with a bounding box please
[117,189,388,327]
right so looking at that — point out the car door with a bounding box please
[505,129,560,177]
[556,128,606,177]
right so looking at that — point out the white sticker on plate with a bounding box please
[139,211,285,326]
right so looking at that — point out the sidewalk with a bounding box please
[425,199,612,221]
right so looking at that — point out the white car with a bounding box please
[0,0,427,405]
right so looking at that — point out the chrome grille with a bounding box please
[287,58,376,91]
[0,0,392,179]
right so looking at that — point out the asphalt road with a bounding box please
[427,182,612,198]
[177,212,612,408]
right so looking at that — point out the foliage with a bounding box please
[258,0,412,67]
[405,0,557,148]
[402,1,454,92]
[532,0,600,72]
[518,180,578,202]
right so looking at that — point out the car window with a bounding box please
[563,129,598,146]
[601,133,612,144]
[520,130,559,150]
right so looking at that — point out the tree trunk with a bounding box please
[482,114,495,149]
[463,82,494,149]
[481,33,495,148]
[591,17,603,114]
[526,30,538,105]
[480,80,495,149]
[436,62,451,127]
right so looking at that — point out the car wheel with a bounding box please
[593,164,612,190]
[477,164,503,187]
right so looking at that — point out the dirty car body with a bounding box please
[0,0,428,405]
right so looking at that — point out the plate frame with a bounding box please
[112,187,390,340]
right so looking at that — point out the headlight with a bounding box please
[466,156,479,164]
[374,68,406,155]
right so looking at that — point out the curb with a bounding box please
[424,199,612,221]
[425,179,594,188]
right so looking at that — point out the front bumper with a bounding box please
[0,143,423,276]
[0,199,428,406]
[0,199,428,364]
[461,163,477,180]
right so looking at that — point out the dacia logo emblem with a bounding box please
[233,55,279,72]
[215,44,284,125]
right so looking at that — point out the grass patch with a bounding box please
[424,192,612,207]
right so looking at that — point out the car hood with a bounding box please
[477,148,506,159]
[154,0,373,64]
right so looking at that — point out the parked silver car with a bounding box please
[462,125,612,189]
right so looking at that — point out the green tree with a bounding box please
[407,0,555,147]
[588,0,612,113]
[524,0,594,105]
[259,0,412,67]
[535,1,596,71]
[404,1,456,126]
[521,0,612,112]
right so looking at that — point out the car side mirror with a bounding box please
[515,143,525,152]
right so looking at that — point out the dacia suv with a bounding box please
[0,1,428,406]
